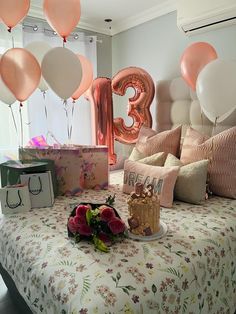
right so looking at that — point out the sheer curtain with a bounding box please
[23,18,97,145]
[0,24,30,162]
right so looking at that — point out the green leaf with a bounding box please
[152,284,157,294]
[165,267,182,279]
[93,236,109,253]
[111,276,117,283]
[75,234,80,243]
[116,272,121,280]
[86,209,93,225]
[122,287,130,295]
[80,275,91,302]
[105,194,116,205]
[126,285,136,291]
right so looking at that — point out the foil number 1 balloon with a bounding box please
[112,67,154,144]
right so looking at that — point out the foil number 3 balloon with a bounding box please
[112,67,154,144]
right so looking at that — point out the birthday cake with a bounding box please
[127,183,161,236]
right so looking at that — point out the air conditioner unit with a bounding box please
[177,0,236,35]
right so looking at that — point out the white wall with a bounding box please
[112,11,236,136]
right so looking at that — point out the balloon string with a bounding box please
[19,103,24,148]
[9,105,18,135]
[63,100,70,142]
[12,36,15,48]
[69,100,76,140]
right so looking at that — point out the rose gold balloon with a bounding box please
[85,78,117,165]
[72,54,93,101]
[0,0,30,32]
[0,48,41,102]
[180,42,218,91]
[43,0,81,42]
[112,67,154,144]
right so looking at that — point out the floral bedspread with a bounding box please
[0,170,236,314]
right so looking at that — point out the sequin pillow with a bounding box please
[123,160,180,208]
[136,125,182,157]
[180,127,236,199]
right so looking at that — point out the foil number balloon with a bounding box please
[112,67,154,144]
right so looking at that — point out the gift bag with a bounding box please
[20,171,54,208]
[0,160,58,196]
[0,185,31,215]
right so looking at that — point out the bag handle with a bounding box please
[28,176,42,195]
[6,190,22,209]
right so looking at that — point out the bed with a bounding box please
[0,77,236,313]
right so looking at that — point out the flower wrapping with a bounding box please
[67,202,126,252]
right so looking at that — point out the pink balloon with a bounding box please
[180,42,218,91]
[43,0,81,42]
[85,78,117,165]
[112,67,154,144]
[0,0,30,32]
[0,48,41,103]
[72,55,93,101]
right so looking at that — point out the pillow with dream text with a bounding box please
[180,127,236,199]
[123,159,180,208]
[135,125,182,158]
[164,154,209,204]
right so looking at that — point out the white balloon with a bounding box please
[25,41,52,92]
[196,59,236,123]
[0,54,16,105]
[41,47,82,100]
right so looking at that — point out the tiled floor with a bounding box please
[0,275,19,314]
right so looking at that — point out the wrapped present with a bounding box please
[19,145,109,195]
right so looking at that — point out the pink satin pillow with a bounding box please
[136,125,182,157]
[123,160,180,208]
[181,127,236,199]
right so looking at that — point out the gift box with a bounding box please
[0,184,31,215]
[20,171,54,208]
[19,146,109,194]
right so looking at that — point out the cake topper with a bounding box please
[131,183,154,199]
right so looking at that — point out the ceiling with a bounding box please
[29,0,177,35]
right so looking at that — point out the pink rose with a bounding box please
[99,232,111,244]
[100,206,115,222]
[78,224,93,236]
[68,217,80,234]
[76,205,90,218]
[73,215,86,225]
[108,217,126,235]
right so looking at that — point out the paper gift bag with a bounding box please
[0,160,58,196]
[20,171,54,208]
[0,185,31,215]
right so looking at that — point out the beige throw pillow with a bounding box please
[165,154,209,205]
[138,152,167,166]
[129,147,145,161]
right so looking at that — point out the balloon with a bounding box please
[0,0,30,32]
[0,55,16,105]
[25,41,52,92]
[43,0,81,42]
[112,67,154,144]
[85,78,117,165]
[0,48,41,103]
[72,55,93,101]
[196,59,236,123]
[42,47,82,100]
[180,42,218,91]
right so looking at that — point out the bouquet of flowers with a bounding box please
[67,196,126,252]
